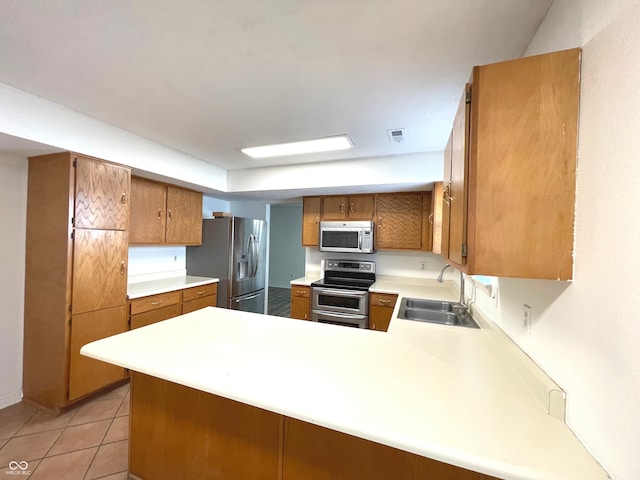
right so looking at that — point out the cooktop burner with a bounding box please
[311,259,376,291]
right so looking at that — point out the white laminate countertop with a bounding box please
[84,277,608,480]
[127,276,219,299]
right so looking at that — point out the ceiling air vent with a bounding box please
[387,128,406,143]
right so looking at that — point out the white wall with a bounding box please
[471,2,640,478]
[0,82,227,191]
[0,155,28,408]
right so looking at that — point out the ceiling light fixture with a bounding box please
[241,135,353,159]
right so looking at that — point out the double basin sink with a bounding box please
[397,298,479,328]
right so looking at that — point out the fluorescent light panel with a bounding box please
[241,135,353,159]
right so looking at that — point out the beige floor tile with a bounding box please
[103,416,129,444]
[0,402,37,420]
[29,447,97,480]
[115,394,130,418]
[68,399,121,427]
[0,429,62,468]
[15,409,75,437]
[98,382,130,401]
[47,420,111,457]
[0,415,31,441]
[84,440,128,480]
[94,471,128,480]
[0,439,7,450]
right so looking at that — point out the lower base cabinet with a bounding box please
[290,285,311,320]
[69,305,128,401]
[130,372,497,480]
[129,283,218,329]
[368,293,398,332]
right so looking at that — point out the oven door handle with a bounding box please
[314,288,367,299]
[312,310,367,320]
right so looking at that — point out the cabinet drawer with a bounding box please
[182,295,218,314]
[131,303,182,330]
[130,291,181,315]
[370,293,398,308]
[182,283,218,302]
[291,286,310,298]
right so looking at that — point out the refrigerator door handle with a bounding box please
[252,234,259,277]
[234,291,262,302]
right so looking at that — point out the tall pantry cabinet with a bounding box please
[23,152,131,412]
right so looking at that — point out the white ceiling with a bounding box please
[0,0,553,175]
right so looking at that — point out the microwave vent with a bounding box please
[387,128,406,143]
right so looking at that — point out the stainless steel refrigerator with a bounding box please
[186,217,267,313]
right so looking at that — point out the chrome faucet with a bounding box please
[437,264,467,313]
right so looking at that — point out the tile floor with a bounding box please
[0,382,130,479]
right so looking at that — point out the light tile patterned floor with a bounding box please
[0,382,130,479]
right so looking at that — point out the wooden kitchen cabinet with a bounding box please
[128,283,218,330]
[441,48,581,280]
[368,293,398,332]
[302,196,321,246]
[129,176,203,245]
[321,194,375,221]
[23,152,131,411]
[182,283,218,314]
[290,285,311,321]
[69,306,128,401]
[375,192,432,250]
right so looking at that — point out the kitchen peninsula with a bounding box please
[82,282,608,480]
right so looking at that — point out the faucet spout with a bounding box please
[436,263,466,306]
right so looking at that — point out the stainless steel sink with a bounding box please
[397,298,479,328]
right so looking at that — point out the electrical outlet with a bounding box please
[523,304,532,335]
[173,255,177,262]
[420,261,426,270]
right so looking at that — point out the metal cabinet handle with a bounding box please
[196,291,204,296]
[120,261,126,275]
[429,213,434,224]
[121,193,127,205]
[350,203,354,213]
[340,203,345,213]
[150,300,164,306]
[158,208,162,218]
[379,299,391,304]
[378,216,382,227]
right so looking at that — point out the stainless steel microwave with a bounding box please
[319,221,375,254]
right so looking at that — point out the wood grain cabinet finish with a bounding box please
[302,196,321,246]
[368,293,398,332]
[128,373,498,480]
[430,181,444,254]
[322,194,374,221]
[129,176,203,245]
[376,192,432,251]
[23,152,131,412]
[290,285,311,320]
[128,283,218,329]
[182,283,218,314]
[441,48,581,280]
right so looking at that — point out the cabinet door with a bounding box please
[430,182,444,255]
[72,229,128,315]
[322,196,347,220]
[130,303,182,330]
[447,85,470,266]
[129,177,167,244]
[302,197,321,246]
[376,193,424,250]
[291,286,310,320]
[69,305,127,401]
[348,195,375,220]
[165,186,203,245]
[74,156,130,230]
[368,293,397,332]
[182,295,218,314]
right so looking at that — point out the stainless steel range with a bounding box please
[311,260,376,329]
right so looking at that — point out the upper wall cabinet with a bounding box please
[321,195,375,221]
[376,192,432,251]
[302,196,322,246]
[441,48,581,280]
[129,177,203,245]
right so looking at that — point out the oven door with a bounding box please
[311,310,368,329]
[312,287,368,315]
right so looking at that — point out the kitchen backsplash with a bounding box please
[128,246,187,283]
[305,249,448,279]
